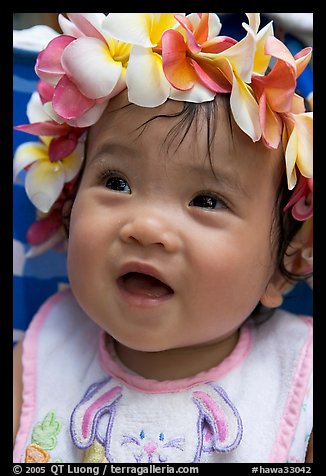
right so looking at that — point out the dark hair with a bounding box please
[63,94,311,285]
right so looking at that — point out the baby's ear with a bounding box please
[260,278,284,309]
[260,218,313,308]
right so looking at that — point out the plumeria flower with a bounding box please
[283,174,313,221]
[13,134,84,214]
[14,86,85,256]
[161,13,236,107]
[162,13,272,142]
[35,13,131,126]
[103,13,184,107]
[162,13,261,141]
[251,36,312,149]
[25,178,79,258]
[161,14,236,92]
[281,107,313,190]
[15,85,87,161]
[103,11,262,127]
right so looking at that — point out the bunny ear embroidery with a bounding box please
[70,378,122,449]
[192,385,243,453]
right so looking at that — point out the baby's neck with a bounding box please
[113,331,240,381]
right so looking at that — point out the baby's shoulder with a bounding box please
[247,309,312,369]
[251,309,312,340]
[26,288,99,351]
[31,287,88,327]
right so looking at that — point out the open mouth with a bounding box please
[117,272,174,300]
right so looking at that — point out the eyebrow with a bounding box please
[88,141,248,198]
[88,142,134,165]
[186,160,249,198]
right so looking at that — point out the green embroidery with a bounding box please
[31,411,62,451]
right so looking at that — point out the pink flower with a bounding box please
[25,178,79,257]
[283,174,313,221]
[35,14,131,126]
[161,13,236,93]
[251,36,312,149]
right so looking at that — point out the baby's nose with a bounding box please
[144,441,157,457]
[119,215,183,253]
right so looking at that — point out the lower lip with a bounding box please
[116,280,174,308]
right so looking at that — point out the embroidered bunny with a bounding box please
[120,430,185,463]
[70,378,243,463]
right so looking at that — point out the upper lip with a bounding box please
[117,261,174,291]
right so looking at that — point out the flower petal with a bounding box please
[37,80,55,104]
[201,36,237,54]
[230,74,261,142]
[177,12,219,46]
[253,21,274,74]
[203,13,222,39]
[42,102,66,124]
[162,30,196,90]
[13,142,48,179]
[49,135,77,162]
[35,35,75,85]
[103,13,155,47]
[15,121,68,137]
[151,14,182,45]
[169,80,215,103]
[252,60,296,113]
[58,13,83,38]
[245,13,260,34]
[63,100,109,128]
[289,93,306,114]
[105,13,180,48]
[294,47,312,77]
[265,36,295,69]
[292,197,313,221]
[294,113,313,178]
[25,229,65,258]
[191,58,232,93]
[25,160,65,213]
[208,23,256,83]
[26,91,52,123]
[174,13,201,53]
[27,210,62,246]
[52,76,95,120]
[258,93,282,149]
[126,46,171,107]
[61,37,123,99]
[62,143,85,182]
[284,126,298,190]
[66,13,107,42]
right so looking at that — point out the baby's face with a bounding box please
[67,91,284,352]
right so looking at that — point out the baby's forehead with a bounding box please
[88,92,279,167]
[86,94,284,196]
[88,93,232,157]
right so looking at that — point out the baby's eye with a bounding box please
[189,193,226,210]
[105,174,131,194]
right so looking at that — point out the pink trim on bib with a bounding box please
[98,323,252,394]
[13,289,72,463]
[269,316,313,463]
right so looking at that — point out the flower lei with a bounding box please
[14,13,313,257]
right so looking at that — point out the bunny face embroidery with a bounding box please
[120,430,185,463]
[70,378,243,463]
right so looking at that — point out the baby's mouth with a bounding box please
[117,272,174,299]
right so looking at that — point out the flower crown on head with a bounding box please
[14,12,313,257]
